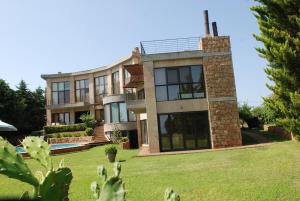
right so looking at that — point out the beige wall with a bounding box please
[43,50,140,126]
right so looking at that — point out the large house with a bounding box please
[41,11,242,153]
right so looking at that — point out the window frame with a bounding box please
[52,112,70,125]
[104,102,136,123]
[157,111,211,152]
[154,65,206,102]
[75,79,89,102]
[112,71,120,94]
[51,81,70,105]
[95,75,108,103]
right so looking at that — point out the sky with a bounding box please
[0,0,269,106]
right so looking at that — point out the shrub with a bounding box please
[47,131,87,138]
[104,145,118,155]
[111,125,122,144]
[80,113,97,128]
[120,137,129,143]
[86,128,94,136]
[31,130,45,136]
[44,123,86,134]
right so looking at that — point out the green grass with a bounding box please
[1,141,300,200]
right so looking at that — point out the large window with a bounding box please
[158,111,210,151]
[52,81,70,104]
[95,76,107,103]
[112,71,120,94]
[76,79,89,102]
[104,102,136,123]
[52,112,70,125]
[154,65,205,101]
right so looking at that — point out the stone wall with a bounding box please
[209,101,242,148]
[48,136,93,144]
[201,36,242,148]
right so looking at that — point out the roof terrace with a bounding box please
[140,37,201,55]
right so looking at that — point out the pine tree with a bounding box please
[251,0,300,137]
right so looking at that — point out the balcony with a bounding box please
[123,64,144,88]
[46,102,90,110]
[125,92,146,113]
[140,37,201,55]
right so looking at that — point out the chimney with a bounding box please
[212,22,218,36]
[203,10,210,36]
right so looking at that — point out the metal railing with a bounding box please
[140,37,201,55]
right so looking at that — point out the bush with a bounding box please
[104,145,117,155]
[31,130,45,136]
[120,137,129,142]
[80,113,97,128]
[44,123,86,134]
[111,125,122,144]
[47,131,87,138]
[85,128,94,136]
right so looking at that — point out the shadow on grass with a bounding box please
[242,128,289,145]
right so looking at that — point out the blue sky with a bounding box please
[0,0,269,106]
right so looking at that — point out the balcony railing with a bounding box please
[140,37,201,55]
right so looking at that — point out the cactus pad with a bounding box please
[40,167,73,201]
[164,188,180,201]
[22,137,52,170]
[0,137,39,186]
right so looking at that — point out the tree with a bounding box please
[0,79,18,125]
[251,0,300,137]
[238,103,253,128]
[0,79,46,135]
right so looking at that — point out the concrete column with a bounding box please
[136,114,142,147]
[46,80,52,105]
[143,60,160,153]
[70,77,75,104]
[70,110,75,124]
[107,69,113,96]
[119,65,124,94]
[89,74,95,104]
[46,109,51,125]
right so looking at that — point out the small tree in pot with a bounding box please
[104,145,117,163]
[120,137,130,150]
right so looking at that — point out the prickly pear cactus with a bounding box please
[22,136,53,170]
[91,162,126,201]
[0,137,39,186]
[164,188,180,201]
[40,167,73,201]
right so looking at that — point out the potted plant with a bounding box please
[104,145,118,162]
[120,137,130,150]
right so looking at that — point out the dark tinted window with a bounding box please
[154,68,166,85]
[167,69,178,84]
[154,65,205,102]
[155,86,168,101]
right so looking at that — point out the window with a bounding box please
[52,112,70,124]
[154,65,205,101]
[104,102,136,123]
[76,79,89,102]
[124,69,131,85]
[52,81,70,104]
[119,103,128,122]
[158,111,210,151]
[141,120,148,144]
[112,71,120,94]
[95,76,107,103]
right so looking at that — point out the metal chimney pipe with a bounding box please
[212,22,218,36]
[203,10,210,35]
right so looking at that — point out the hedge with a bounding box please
[44,123,86,134]
[47,131,87,138]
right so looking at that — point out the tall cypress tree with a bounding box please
[251,0,300,137]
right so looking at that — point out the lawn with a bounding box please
[0,140,300,200]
